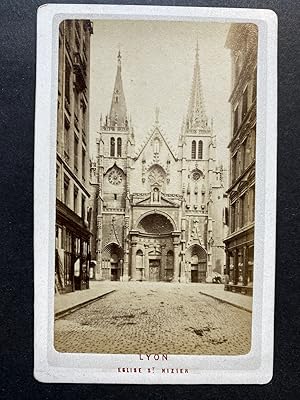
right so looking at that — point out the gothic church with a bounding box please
[90,45,227,283]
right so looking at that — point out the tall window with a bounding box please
[64,57,71,105]
[191,140,196,159]
[81,195,86,220]
[74,135,79,172]
[117,137,122,157]
[249,187,255,222]
[74,186,78,213]
[56,165,60,199]
[82,102,87,142]
[74,89,79,126]
[242,86,248,120]
[110,137,115,157]
[64,117,70,162]
[233,105,239,133]
[231,154,237,182]
[244,191,249,226]
[154,138,160,154]
[240,194,245,228]
[82,147,86,180]
[64,175,70,206]
[240,141,246,173]
[198,140,203,159]
[231,203,236,233]
[244,135,251,168]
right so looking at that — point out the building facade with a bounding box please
[224,24,257,295]
[55,20,93,293]
[90,45,227,283]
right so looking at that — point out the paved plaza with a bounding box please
[54,282,252,355]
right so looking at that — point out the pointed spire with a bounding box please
[109,50,128,129]
[186,42,208,130]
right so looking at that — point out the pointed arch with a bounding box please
[191,140,196,159]
[198,140,203,159]
[110,137,115,157]
[117,137,122,157]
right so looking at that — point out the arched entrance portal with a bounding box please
[131,212,179,282]
[186,244,207,282]
[102,243,124,281]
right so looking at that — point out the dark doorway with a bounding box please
[149,259,160,282]
[111,266,119,281]
[191,270,198,283]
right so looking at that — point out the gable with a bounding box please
[134,126,177,161]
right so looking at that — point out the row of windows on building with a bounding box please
[64,20,89,61]
[230,186,255,233]
[233,68,257,135]
[110,137,122,157]
[63,118,86,180]
[63,62,88,134]
[191,140,203,160]
[231,130,255,183]
[62,174,87,220]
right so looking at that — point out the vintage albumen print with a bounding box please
[34,4,277,384]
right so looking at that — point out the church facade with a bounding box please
[89,46,227,283]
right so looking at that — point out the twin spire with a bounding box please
[186,40,208,131]
[103,43,208,132]
[103,50,129,130]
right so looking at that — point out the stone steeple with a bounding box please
[107,50,128,129]
[186,41,208,131]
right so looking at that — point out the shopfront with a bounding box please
[55,200,91,293]
[224,226,254,295]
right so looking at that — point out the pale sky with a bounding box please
[89,20,232,165]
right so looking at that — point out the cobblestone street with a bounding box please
[54,283,252,355]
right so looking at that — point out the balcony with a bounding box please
[73,52,87,91]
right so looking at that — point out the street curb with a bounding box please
[199,291,252,313]
[55,290,116,320]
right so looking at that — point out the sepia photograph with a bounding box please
[54,18,257,356]
[34,3,277,384]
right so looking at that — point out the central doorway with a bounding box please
[149,259,160,282]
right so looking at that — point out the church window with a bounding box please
[191,140,196,159]
[198,140,203,159]
[115,95,119,103]
[110,137,115,157]
[117,137,122,157]
[114,194,117,200]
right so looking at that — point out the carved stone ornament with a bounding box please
[108,168,123,185]
[148,166,165,186]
